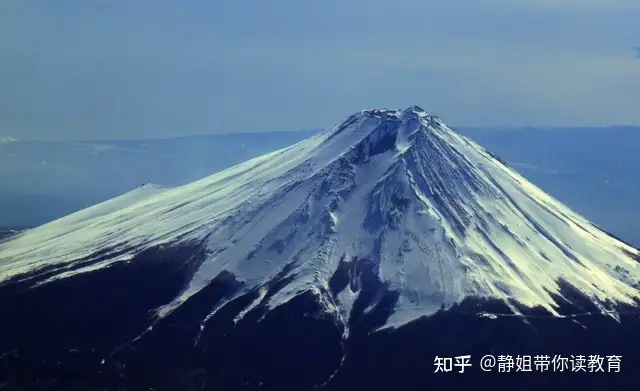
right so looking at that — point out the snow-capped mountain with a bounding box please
[1,106,639,391]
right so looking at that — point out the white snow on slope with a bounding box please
[0,183,168,278]
[0,106,638,331]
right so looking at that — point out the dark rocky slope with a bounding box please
[1,243,639,391]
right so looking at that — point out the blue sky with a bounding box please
[1,0,639,140]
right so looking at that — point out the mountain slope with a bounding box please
[1,106,638,336]
[0,131,318,227]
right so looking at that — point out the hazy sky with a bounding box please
[1,1,639,140]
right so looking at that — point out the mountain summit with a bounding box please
[2,106,638,328]
[1,107,639,390]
